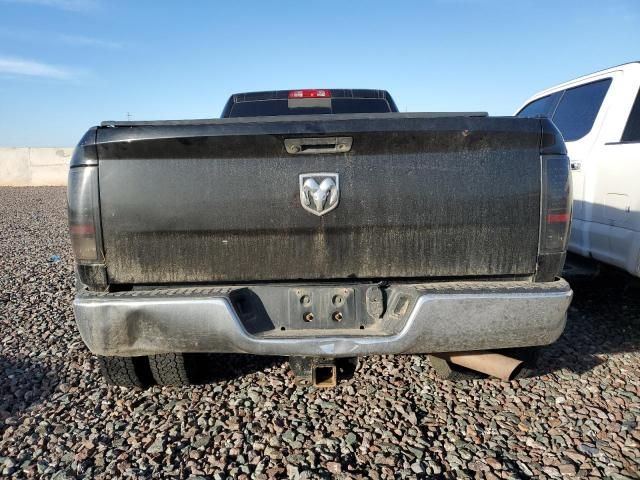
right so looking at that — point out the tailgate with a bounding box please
[96,114,542,284]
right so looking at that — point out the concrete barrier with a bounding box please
[0,147,73,186]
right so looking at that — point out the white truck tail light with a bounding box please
[68,166,103,262]
[540,155,572,254]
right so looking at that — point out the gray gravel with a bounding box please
[1,186,639,479]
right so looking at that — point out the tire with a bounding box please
[429,346,541,382]
[148,353,191,385]
[97,355,154,388]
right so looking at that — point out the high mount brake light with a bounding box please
[288,89,332,99]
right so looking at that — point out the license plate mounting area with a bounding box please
[286,287,358,331]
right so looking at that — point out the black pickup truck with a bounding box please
[68,89,573,387]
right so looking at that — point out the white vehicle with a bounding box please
[517,62,640,278]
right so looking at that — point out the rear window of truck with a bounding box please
[227,98,394,117]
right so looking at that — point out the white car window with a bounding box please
[621,87,640,142]
[551,79,612,142]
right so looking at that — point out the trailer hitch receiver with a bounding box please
[289,357,337,388]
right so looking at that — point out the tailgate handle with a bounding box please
[285,137,352,155]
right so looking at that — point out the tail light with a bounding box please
[68,128,107,290]
[535,152,572,282]
[68,167,102,262]
[540,155,572,254]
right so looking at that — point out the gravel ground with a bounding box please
[1,186,639,479]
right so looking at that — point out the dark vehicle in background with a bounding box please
[68,89,573,387]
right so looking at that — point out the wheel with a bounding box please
[148,353,191,385]
[97,355,154,387]
[429,347,541,382]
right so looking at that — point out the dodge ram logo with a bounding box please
[299,173,340,216]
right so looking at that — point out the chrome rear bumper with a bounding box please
[74,279,572,357]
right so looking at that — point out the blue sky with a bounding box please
[0,0,638,146]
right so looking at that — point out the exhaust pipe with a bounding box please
[433,351,524,381]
